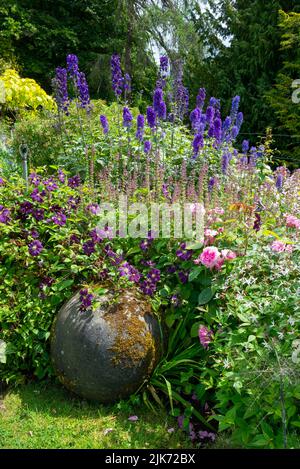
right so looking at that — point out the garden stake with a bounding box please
[19,143,29,191]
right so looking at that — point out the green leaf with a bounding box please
[190,322,200,338]
[188,268,202,282]
[56,279,74,291]
[198,287,215,305]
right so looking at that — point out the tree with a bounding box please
[267,10,300,167]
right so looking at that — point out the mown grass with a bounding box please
[0,380,194,449]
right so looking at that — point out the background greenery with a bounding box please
[1,1,300,167]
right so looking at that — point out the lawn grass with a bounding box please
[0,380,194,449]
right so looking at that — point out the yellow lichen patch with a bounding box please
[104,288,157,371]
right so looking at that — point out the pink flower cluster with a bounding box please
[271,241,294,253]
[286,215,300,230]
[194,246,236,270]
[198,326,213,349]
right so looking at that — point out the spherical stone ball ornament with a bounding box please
[50,286,162,402]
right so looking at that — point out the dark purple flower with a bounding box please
[141,259,156,267]
[70,234,80,244]
[178,271,188,284]
[190,108,201,130]
[146,106,156,130]
[44,178,58,192]
[160,56,168,73]
[153,88,163,113]
[0,206,10,224]
[157,100,166,120]
[68,195,81,209]
[29,173,40,186]
[30,230,39,239]
[140,279,156,296]
[123,107,133,127]
[209,97,220,108]
[167,265,177,274]
[39,276,54,289]
[111,54,123,97]
[52,212,67,226]
[86,203,100,215]
[83,240,95,256]
[144,140,152,154]
[30,188,43,203]
[28,240,43,257]
[58,169,65,183]
[118,262,141,283]
[253,213,262,232]
[223,116,231,132]
[197,88,206,109]
[236,111,244,130]
[0,177,5,186]
[100,114,109,135]
[192,134,204,157]
[176,243,192,261]
[208,177,216,192]
[213,117,222,142]
[66,54,79,79]
[19,201,33,216]
[79,288,94,311]
[147,268,161,283]
[276,173,283,190]
[231,126,239,139]
[140,238,152,251]
[32,208,45,221]
[230,95,240,120]
[124,73,131,92]
[54,67,69,114]
[170,294,180,307]
[205,106,215,125]
[68,175,81,188]
[242,140,249,153]
[136,114,144,141]
[77,72,90,110]
[89,228,103,243]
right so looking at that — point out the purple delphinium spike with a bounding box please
[66,54,79,79]
[205,106,215,126]
[153,88,163,113]
[197,88,206,109]
[144,140,152,153]
[222,152,230,174]
[54,67,69,114]
[100,115,109,134]
[157,100,166,120]
[230,95,240,120]
[146,106,156,130]
[242,140,249,153]
[160,56,168,74]
[123,107,133,127]
[276,173,283,190]
[76,72,90,110]
[236,111,244,130]
[136,114,145,141]
[111,54,123,97]
[192,134,204,157]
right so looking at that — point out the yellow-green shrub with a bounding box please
[0,69,55,113]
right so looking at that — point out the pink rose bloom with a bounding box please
[199,246,221,268]
[218,227,224,234]
[204,229,218,238]
[214,257,224,271]
[285,244,294,253]
[271,241,286,252]
[286,215,300,229]
[221,249,237,260]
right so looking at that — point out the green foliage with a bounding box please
[267,10,300,168]
[210,247,300,448]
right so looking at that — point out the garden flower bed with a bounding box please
[0,53,299,449]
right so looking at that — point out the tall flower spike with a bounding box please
[111,54,123,97]
[66,54,79,79]
[54,67,69,114]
